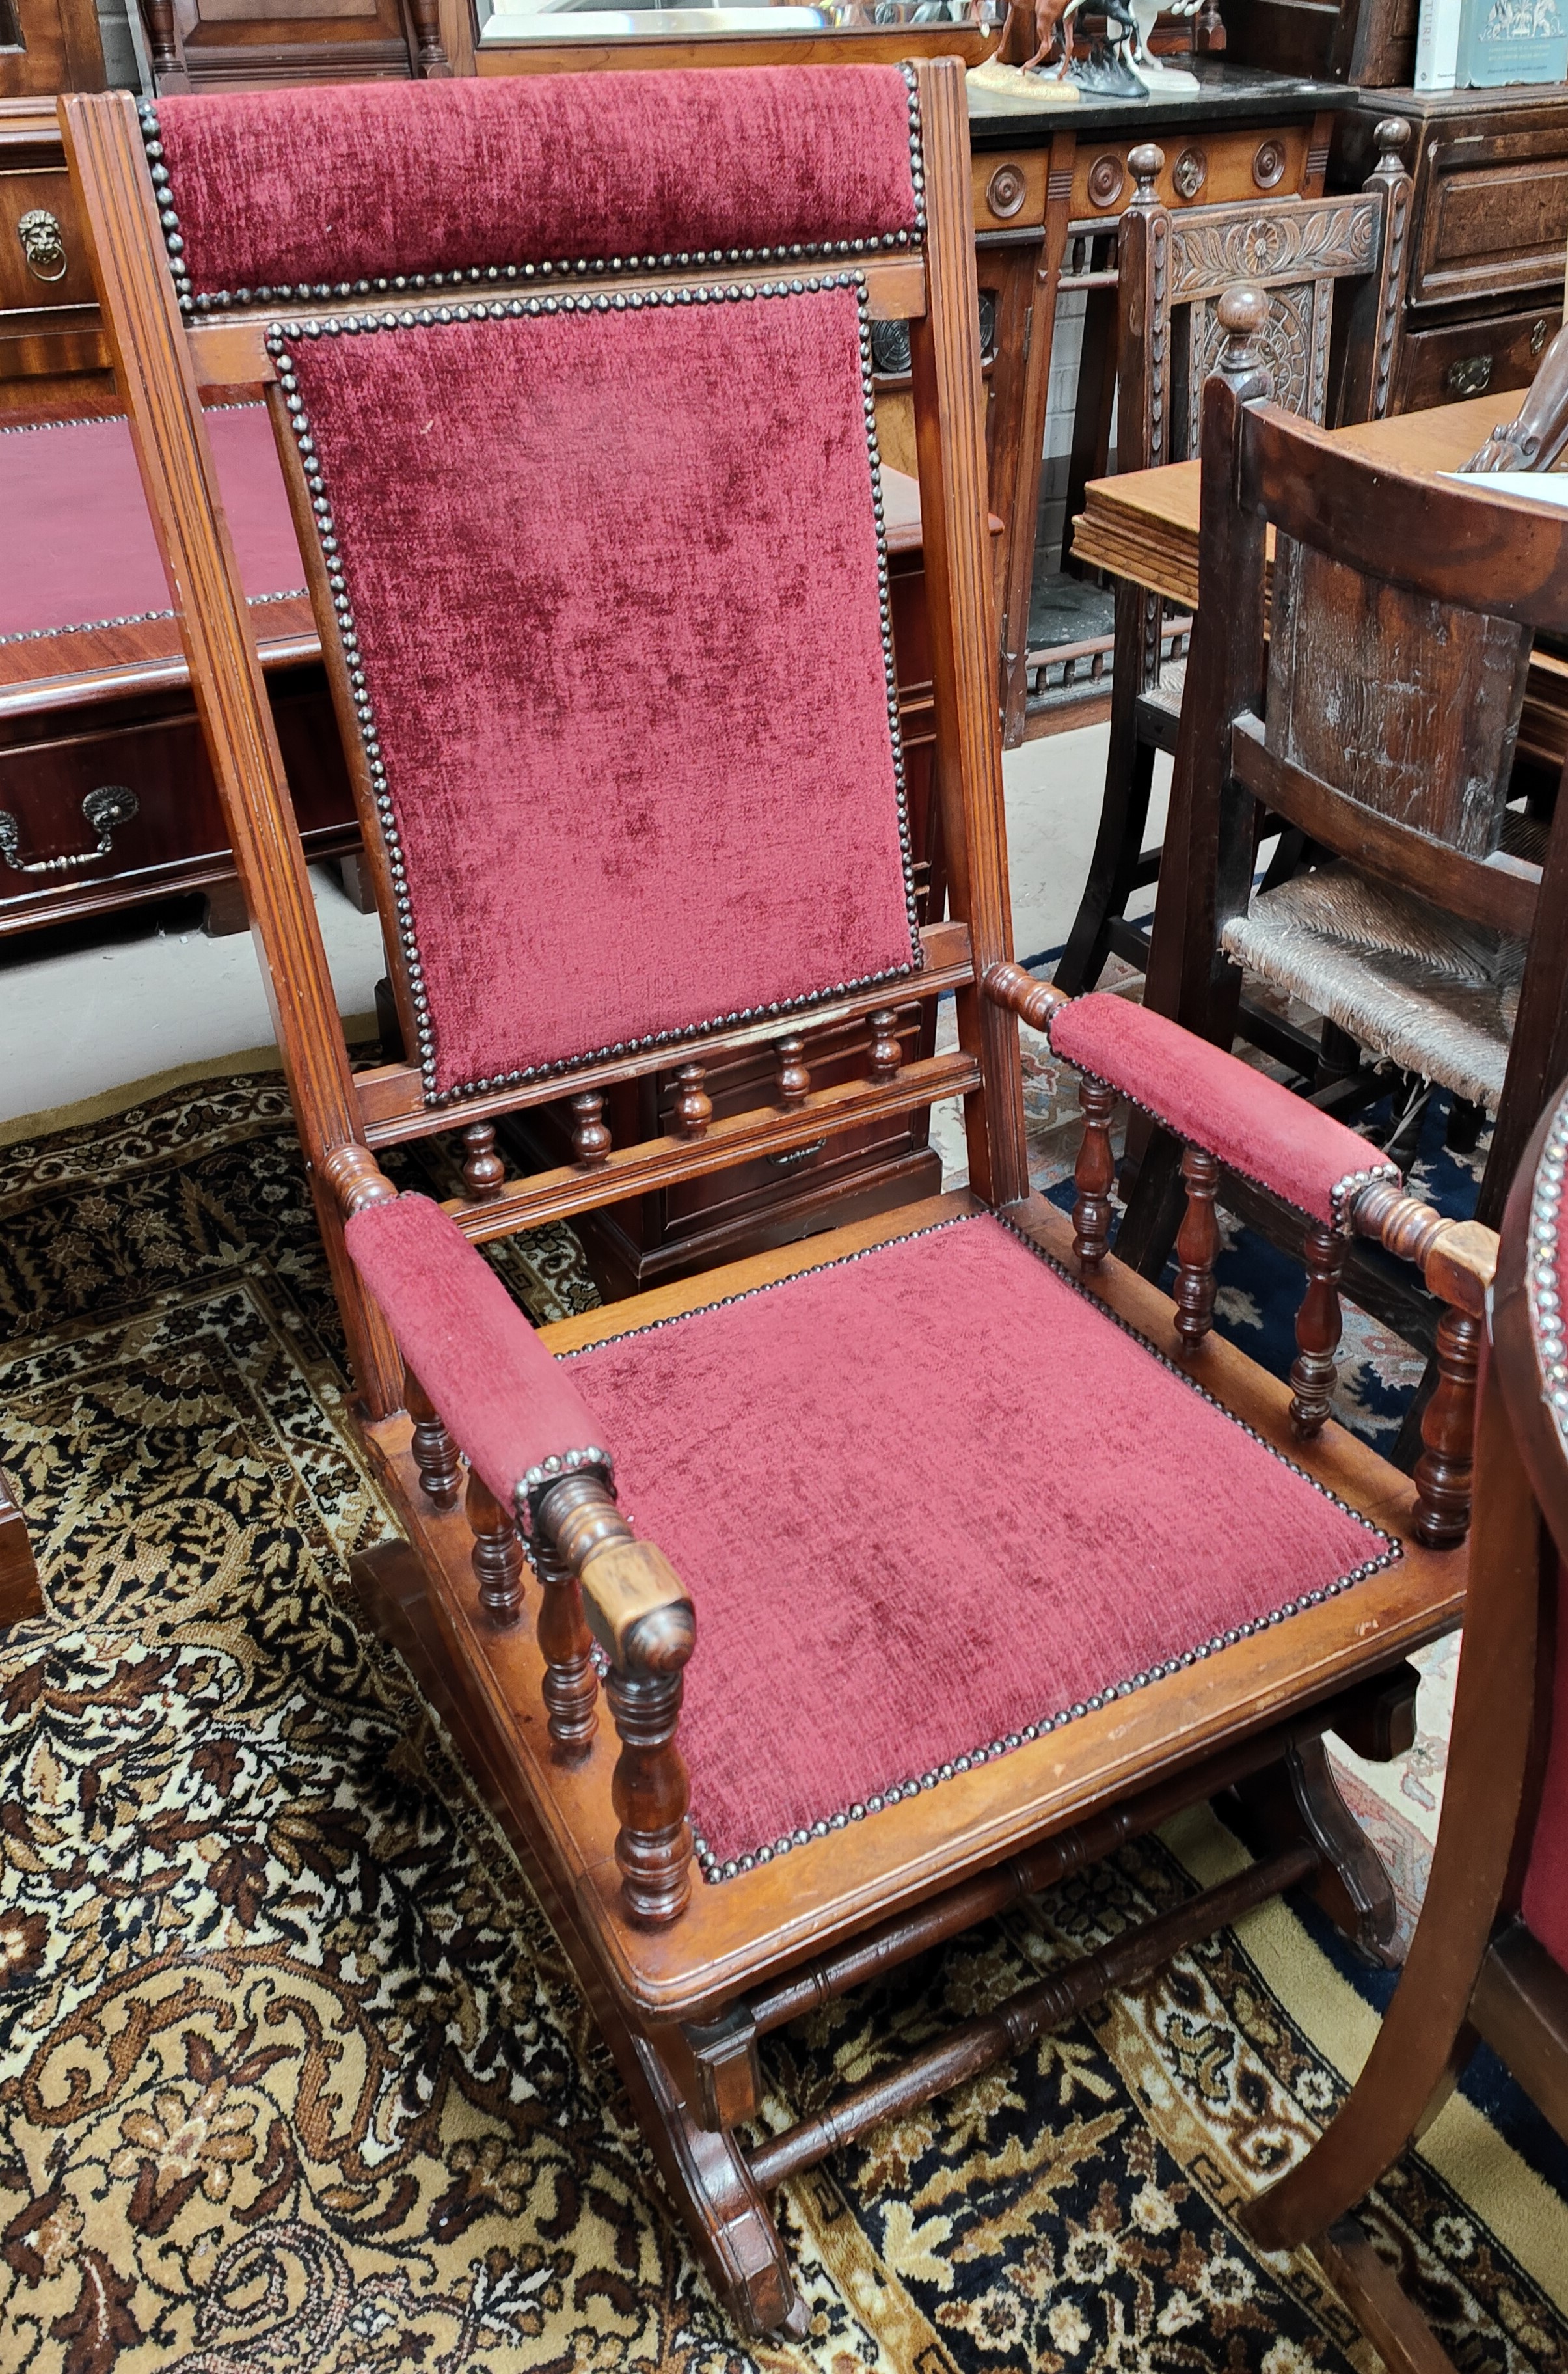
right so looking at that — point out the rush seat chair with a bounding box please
[66,61,1491,2333]
[1246,1074,1568,2374]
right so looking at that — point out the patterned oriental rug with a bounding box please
[0,1062,1564,2374]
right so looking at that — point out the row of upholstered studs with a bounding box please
[694,1562,1390,1883]
[265,328,442,1092]
[899,60,928,239]
[135,111,195,312]
[1528,1095,1568,1421]
[515,1446,615,1540]
[0,585,304,651]
[854,283,924,960]
[267,276,923,1103]
[1330,1162,1404,1231]
[990,1198,1408,1547]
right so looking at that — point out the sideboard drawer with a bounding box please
[1069,121,1320,222]
[1394,301,1561,414]
[0,161,98,322]
[1410,126,1568,311]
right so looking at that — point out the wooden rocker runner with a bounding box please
[64,60,1493,2332]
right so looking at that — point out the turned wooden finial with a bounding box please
[868,1011,903,1085]
[321,1143,398,1217]
[671,1063,713,1142]
[1215,284,1273,406]
[1128,144,1165,207]
[461,1120,506,1202]
[775,1037,811,1112]
[570,1091,611,1170]
[1372,116,1411,181]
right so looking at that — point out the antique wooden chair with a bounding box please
[1052,122,1414,991]
[1245,1076,1568,2374]
[66,61,1491,2332]
[1117,311,1568,1343]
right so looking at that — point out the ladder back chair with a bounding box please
[1120,331,1568,1303]
[66,62,1491,2334]
[1052,122,1414,991]
[1246,1074,1568,2373]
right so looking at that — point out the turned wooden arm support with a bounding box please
[1344,1182,1498,1313]
[536,1472,697,1676]
[321,1142,400,1216]
[984,960,1069,1034]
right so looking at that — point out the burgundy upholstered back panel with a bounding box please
[146,68,921,309]
[274,279,918,1100]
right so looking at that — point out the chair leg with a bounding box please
[1223,1736,1399,1969]
[348,1539,806,2340]
[1312,2217,1460,2374]
[1055,580,1160,998]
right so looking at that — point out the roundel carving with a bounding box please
[1087,153,1126,210]
[1252,139,1288,191]
[986,162,1028,221]
[1172,146,1207,201]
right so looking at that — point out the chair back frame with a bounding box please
[1144,352,1568,1229]
[59,59,1025,1418]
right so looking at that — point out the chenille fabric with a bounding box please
[1051,992,1398,1228]
[282,290,915,1096]
[152,68,920,302]
[345,1194,604,1510]
[0,407,302,642]
[567,1213,1397,1868]
[1522,1556,1568,1973]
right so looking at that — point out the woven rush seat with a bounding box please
[566,1208,1396,1878]
[1221,862,1523,1114]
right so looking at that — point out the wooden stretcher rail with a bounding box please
[185,254,928,390]
[356,917,974,1141]
[440,1046,980,1243]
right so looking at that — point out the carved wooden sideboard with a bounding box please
[1,94,115,411]
[1,0,105,100]
[1332,84,1568,420]
[132,0,453,95]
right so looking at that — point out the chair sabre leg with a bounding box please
[746,1841,1317,2193]
[1312,2218,1459,2374]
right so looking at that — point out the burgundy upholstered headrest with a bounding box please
[144,68,923,312]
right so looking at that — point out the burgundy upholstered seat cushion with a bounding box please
[1522,1557,1568,1972]
[278,286,917,1100]
[151,68,921,304]
[0,407,303,644]
[1049,993,1398,1229]
[567,1214,1398,1877]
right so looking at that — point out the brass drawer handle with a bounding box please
[16,208,68,286]
[0,785,139,875]
[1445,353,1492,398]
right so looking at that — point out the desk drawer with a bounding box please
[1410,125,1568,310]
[1070,121,1322,221]
[1394,302,1561,415]
[0,161,98,323]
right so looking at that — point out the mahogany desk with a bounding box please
[1070,389,1568,774]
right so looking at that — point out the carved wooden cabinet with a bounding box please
[1333,85,1568,419]
[1,0,105,98]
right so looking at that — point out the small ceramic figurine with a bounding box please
[1126,0,1202,86]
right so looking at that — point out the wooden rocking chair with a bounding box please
[1246,1074,1568,2373]
[64,60,1491,2334]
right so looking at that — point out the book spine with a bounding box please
[1414,0,1461,86]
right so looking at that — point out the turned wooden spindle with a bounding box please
[671,1063,713,1141]
[539,1473,696,1923]
[1413,1307,1482,1549]
[320,1143,398,1216]
[143,0,180,75]
[775,1037,811,1112]
[532,1518,600,1758]
[570,1091,611,1169]
[982,959,1069,1035]
[1072,1079,1118,1270]
[1214,284,1273,407]
[1173,1144,1221,1352]
[1350,1181,1448,1272]
[1289,1221,1345,1438]
[461,1121,506,1201]
[867,1011,903,1085]
[407,1369,461,1509]
[465,1469,526,1624]
[407,0,451,74]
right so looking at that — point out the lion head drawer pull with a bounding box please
[0,785,139,875]
[16,208,68,286]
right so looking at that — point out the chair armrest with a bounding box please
[345,1191,613,1525]
[984,968,1398,1230]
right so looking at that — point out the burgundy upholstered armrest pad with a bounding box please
[345,1193,608,1512]
[1048,994,1398,1229]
